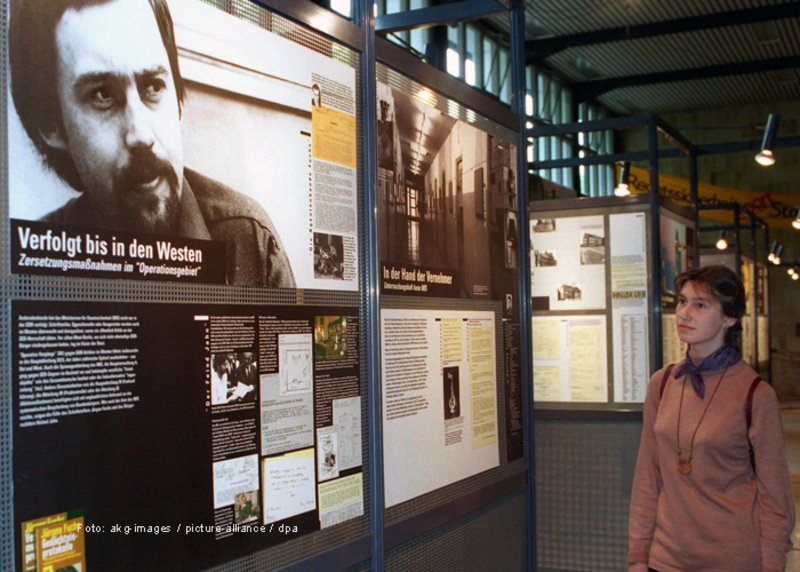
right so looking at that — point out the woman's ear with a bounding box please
[723,316,738,329]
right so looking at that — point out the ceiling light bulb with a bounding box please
[755,114,780,167]
[716,231,728,250]
[755,149,775,166]
[615,162,631,197]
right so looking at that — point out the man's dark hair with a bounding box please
[213,353,229,372]
[674,264,746,346]
[9,0,186,189]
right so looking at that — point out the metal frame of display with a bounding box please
[372,6,532,568]
[2,1,374,571]
[366,0,534,569]
[528,111,798,416]
[697,204,771,373]
[0,0,529,569]
[353,1,384,570]
[528,115,696,418]
[6,0,799,570]
[509,1,535,569]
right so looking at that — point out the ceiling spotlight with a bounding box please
[767,240,778,264]
[768,240,781,264]
[788,266,796,277]
[614,161,631,197]
[793,267,800,281]
[792,209,800,230]
[715,230,728,251]
[775,245,784,265]
[755,114,780,167]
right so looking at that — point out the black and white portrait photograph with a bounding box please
[8,0,358,290]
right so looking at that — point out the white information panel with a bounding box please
[532,315,608,402]
[610,212,650,402]
[381,308,499,507]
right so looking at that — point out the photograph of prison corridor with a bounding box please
[377,84,519,303]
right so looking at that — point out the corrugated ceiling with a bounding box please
[491,0,800,114]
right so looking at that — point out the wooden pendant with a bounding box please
[677,457,692,475]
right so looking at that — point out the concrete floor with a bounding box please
[782,404,800,571]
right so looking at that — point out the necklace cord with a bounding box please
[676,365,730,466]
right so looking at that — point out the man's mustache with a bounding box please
[115,147,179,194]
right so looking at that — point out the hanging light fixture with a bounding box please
[715,230,728,250]
[768,240,781,264]
[755,114,780,167]
[615,161,631,197]
[772,243,784,265]
[792,209,800,230]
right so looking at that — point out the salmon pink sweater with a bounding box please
[628,360,794,571]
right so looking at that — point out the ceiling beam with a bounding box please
[573,56,800,102]
[376,0,507,34]
[526,2,800,64]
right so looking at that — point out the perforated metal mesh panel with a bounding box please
[1,0,13,568]
[1,0,369,570]
[535,419,641,572]
[385,490,526,571]
[205,515,368,572]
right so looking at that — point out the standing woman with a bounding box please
[628,265,794,572]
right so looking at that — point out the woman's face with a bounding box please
[675,280,736,358]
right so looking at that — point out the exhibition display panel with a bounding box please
[530,196,696,410]
[373,46,525,558]
[1,0,532,570]
[699,251,770,370]
[4,0,369,570]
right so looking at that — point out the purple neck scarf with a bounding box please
[675,344,741,398]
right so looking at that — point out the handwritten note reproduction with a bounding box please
[262,449,316,524]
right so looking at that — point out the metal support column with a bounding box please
[647,115,664,368]
[509,0,535,570]
[689,153,699,266]
[355,0,384,569]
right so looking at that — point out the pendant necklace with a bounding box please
[675,365,729,475]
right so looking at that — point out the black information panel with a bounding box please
[12,301,363,571]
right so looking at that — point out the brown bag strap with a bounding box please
[658,363,675,400]
[746,376,764,472]
[745,376,763,431]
